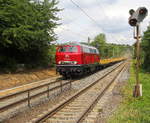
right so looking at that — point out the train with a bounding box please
[55,42,125,78]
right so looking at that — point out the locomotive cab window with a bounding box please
[58,47,67,52]
[58,46,78,52]
[83,46,90,53]
[96,49,99,54]
[68,46,78,52]
[89,48,93,53]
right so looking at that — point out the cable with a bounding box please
[61,0,123,45]
[70,0,112,44]
[70,0,102,28]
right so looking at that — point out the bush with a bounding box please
[141,26,150,72]
[0,0,60,72]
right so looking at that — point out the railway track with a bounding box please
[0,64,111,122]
[29,61,128,123]
[0,77,74,113]
[0,66,107,115]
[0,61,120,115]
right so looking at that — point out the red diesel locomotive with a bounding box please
[56,43,100,78]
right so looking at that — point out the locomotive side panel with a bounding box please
[55,43,100,78]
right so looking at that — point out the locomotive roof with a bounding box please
[60,42,97,50]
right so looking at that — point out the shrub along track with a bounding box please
[29,61,128,123]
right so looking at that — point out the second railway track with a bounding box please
[30,61,128,123]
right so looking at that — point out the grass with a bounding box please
[108,63,150,123]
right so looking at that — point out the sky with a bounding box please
[54,0,150,45]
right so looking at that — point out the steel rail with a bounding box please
[77,63,128,123]
[30,61,126,123]
[0,79,73,112]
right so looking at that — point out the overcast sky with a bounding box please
[54,0,150,45]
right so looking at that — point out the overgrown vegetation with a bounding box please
[0,0,60,72]
[108,64,150,123]
[141,25,150,72]
[107,23,150,123]
[90,33,133,58]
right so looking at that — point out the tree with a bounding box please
[141,25,150,71]
[0,0,60,71]
[90,33,106,58]
[90,33,132,58]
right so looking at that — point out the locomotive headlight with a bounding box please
[58,61,61,64]
[73,61,78,64]
[74,61,77,64]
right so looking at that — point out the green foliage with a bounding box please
[141,26,150,72]
[49,44,56,67]
[0,0,60,72]
[91,33,106,47]
[90,33,106,58]
[108,63,150,123]
[90,33,133,58]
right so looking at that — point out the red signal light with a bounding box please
[139,8,147,15]
[140,10,143,14]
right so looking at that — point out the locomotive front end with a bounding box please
[56,44,83,78]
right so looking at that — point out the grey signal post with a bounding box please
[133,24,142,97]
[128,7,148,97]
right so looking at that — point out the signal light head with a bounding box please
[129,18,137,26]
[139,7,147,15]
[129,9,135,15]
[128,7,148,27]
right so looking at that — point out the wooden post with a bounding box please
[133,24,142,97]
[60,80,63,92]
[28,90,31,107]
[47,85,50,98]
[70,77,72,89]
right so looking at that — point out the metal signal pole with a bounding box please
[88,37,90,45]
[128,7,148,97]
[133,24,142,97]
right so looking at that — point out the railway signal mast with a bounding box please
[128,7,148,97]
